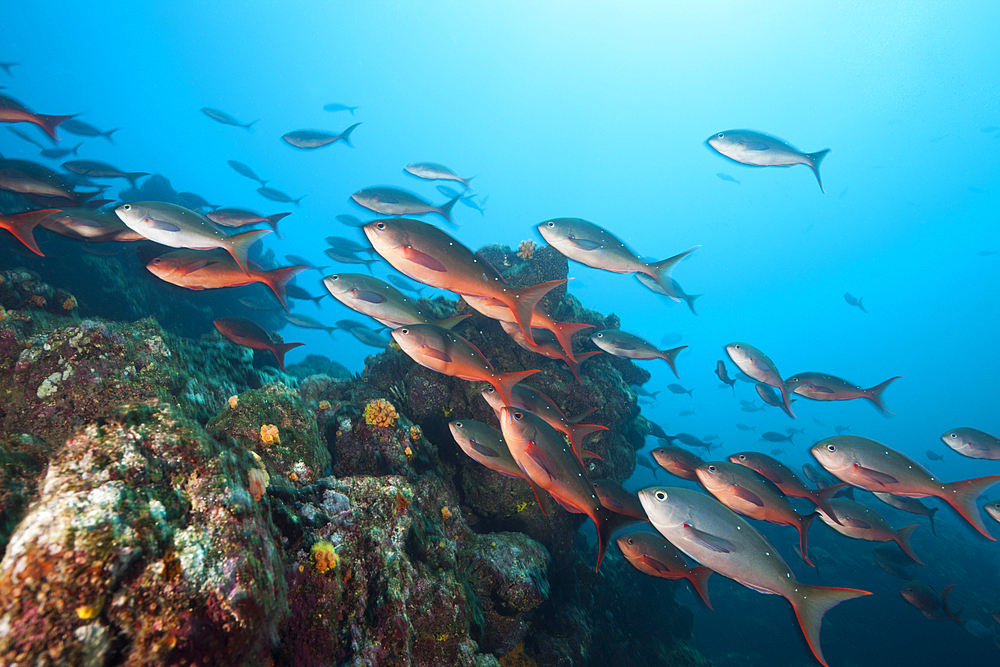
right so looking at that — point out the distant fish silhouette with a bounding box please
[925,450,944,462]
[323,102,359,115]
[716,172,740,184]
[844,292,867,313]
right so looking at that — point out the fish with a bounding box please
[0,158,79,203]
[213,317,303,371]
[499,320,601,383]
[325,235,375,255]
[286,284,328,308]
[638,485,870,667]
[392,324,537,407]
[537,217,698,294]
[363,218,564,345]
[62,160,147,185]
[801,463,841,489]
[238,297,282,312]
[631,384,660,399]
[715,172,740,184]
[925,449,943,462]
[227,160,268,187]
[872,543,917,568]
[323,247,380,273]
[754,383,788,411]
[696,461,816,566]
[647,421,670,441]
[322,273,467,330]
[667,384,693,397]
[900,582,963,624]
[257,187,304,206]
[785,372,900,413]
[729,451,846,524]
[0,94,75,141]
[678,410,695,417]
[715,360,736,393]
[770,449,785,456]
[635,454,661,480]
[616,531,714,608]
[761,431,793,443]
[59,118,118,143]
[725,343,795,418]
[481,384,607,469]
[448,419,526,480]
[0,209,59,256]
[660,433,714,454]
[404,162,474,188]
[283,255,326,273]
[834,425,851,435]
[736,423,756,432]
[985,501,1000,524]
[591,479,647,520]
[0,62,18,77]
[201,107,257,130]
[323,103,359,114]
[39,142,83,159]
[115,201,268,275]
[336,214,367,228]
[815,498,922,564]
[207,208,291,234]
[843,293,867,313]
[146,250,305,311]
[872,493,939,536]
[940,427,1000,460]
[590,330,686,378]
[282,123,361,149]
[352,187,460,223]
[350,326,391,348]
[635,273,702,314]
[465,296,592,364]
[499,406,622,572]
[741,402,765,412]
[650,446,704,482]
[39,207,143,243]
[706,129,830,193]
[876,559,915,581]
[811,435,1000,540]
[8,125,45,149]
[281,313,337,333]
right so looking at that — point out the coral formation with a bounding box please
[364,397,399,428]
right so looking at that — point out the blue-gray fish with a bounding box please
[635,273,701,314]
[707,129,830,193]
[352,187,460,223]
[63,159,147,185]
[725,342,795,418]
[844,292,867,312]
[591,329,686,378]
[449,419,526,481]
[404,162,473,188]
[39,142,83,159]
[282,123,361,149]
[337,214,366,228]
[227,160,268,187]
[257,187,304,206]
[638,486,870,667]
[201,107,256,130]
[323,103,359,114]
[59,118,118,143]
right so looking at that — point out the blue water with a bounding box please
[3,1,999,665]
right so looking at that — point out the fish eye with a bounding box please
[376,222,386,230]
[153,258,161,265]
[400,328,409,335]
[454,421,462,427]
[738,454,746,461]
[826,444,836,452]
[654,490,667,501]
[950,433,957,438]
[596,333,603,338]
[546,221,555,228]
[707,465,716,472]
[122,204,131,211]
[330,275,339,281]
[626,538,634,545]
[513,411,523,420]
[718,133,724,138]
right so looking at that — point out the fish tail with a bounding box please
[646,246,700,292]
[797,512,817,567]
[437,193,462,223]
[591,507,635,573]
[125,171,149,186]
[778,381,797,419]
[684,293,702,315]
[71,142,83,156]
[938,475,1000,540]
[265,212,292,236]
[927,506,938,536]
[245,119,259,131]
[269,341,305,372]
[857,296,868,313]
[224,229,272,274]
[0,209,59,257]
[809,485,848,526]
[941,584,963,625]
[658,345,687,378]
[261,266,307,311]
[806,149,831,193]
[564,350,602,383]
[547,320,594,363]
[293,195,306,207]
[508,278,568,346]
[791,585,872,667]
[340,122,362,147]
[33,113,75,141]
[102,128,120,144]
[894,524,923,565]
[430,314,472,331]
[492,369,540,408]
[865,376,902,413]
[685,566,714,610]
[567,422,608,467]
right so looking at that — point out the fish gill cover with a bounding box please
[0,2,999,667]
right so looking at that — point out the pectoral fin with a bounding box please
[683,523,735,553]
[852,463,899,486]
[731,484,765,507]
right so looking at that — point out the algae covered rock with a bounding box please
[0,401,287,666]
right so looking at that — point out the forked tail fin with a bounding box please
[261,266,307,311]
[865,376,902,413]
[685,565,714,610]
[506,279,567,346]
[941,584,963,625]
[224,229,271,275]
[659,345,687,378]
[806,149,831,194]
[645,246,700,293]
[0,209,59,256]
[491,369,540,408]
[791,584,871,667]
[938,475,1000,540]
[545,319,594,363]
[34,113,75,140]
[894,524,922,565]
[797,512,817,567]
[270,341,305,372]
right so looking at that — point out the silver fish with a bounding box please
[706,129,830,193]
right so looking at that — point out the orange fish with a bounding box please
[812,435,1000,540]
[363,218,565,345]
[465,294,593,363]
[498,320,601,382]
[213,318,304,371]
[391,323,538,407]
[616,530,714,609]
[730,451,846,525]
[650,446,704,482]
[814,497,922,564]
[0,94,74,140]
[147,250,306,311]
[0,209,59,256]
